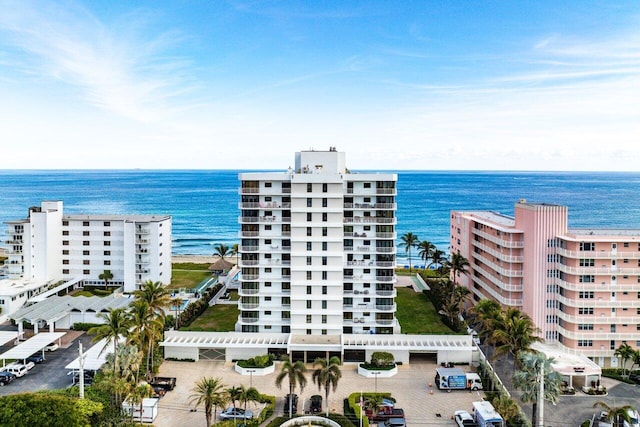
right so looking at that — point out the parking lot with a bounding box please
[0,329,92,395]
[154,360,487,427]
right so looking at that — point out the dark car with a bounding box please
[629,373,640,385]
[310,395,322,413]
[0,371,15,385]
[27,354,45,364]
[283,393,298,414]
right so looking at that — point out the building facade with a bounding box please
[4,201,171,293]
[451,199,640,366]
[237,149,399,337]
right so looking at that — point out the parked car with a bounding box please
[72,371,94,385]
[0,371,15,385]
[2,364,28,378]
[454,410,475,427]
[22,361,36,371]
[310,395,322,413]
[26,353,45,364]
[283,393,298,413]
[378,418,406,427]
[219,407,253,421]
[45,343,59,352]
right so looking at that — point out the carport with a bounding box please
[0,332,65,367]
[0,331,21,347]
[65,337,123,372]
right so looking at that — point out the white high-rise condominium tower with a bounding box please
[237,148,399,338]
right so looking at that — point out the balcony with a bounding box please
[557,279,639,291]
[136,260,150,265]
[240,260,259,266]
[136,239,150,244]
[376,275,396,282]
[556,294,640,308]
[375,304,396,311]
[239,317,260,323]
[375,319,395,325]
[376,188,396,195]
[241,246,259,251]
[240,188,260,194]
[136,269,150,274]
[240,287,259,295]
[473,229,524,248]
[473,241,523,263]
[135,228,150,235]
[240,231,260,237]
[556,264,640,275]
[7,250,23,255]
[239,302,259,310]
[375,289,396,297]
[375,232,396,239]
[374,247,395,253]
[557,247,640,260]
[4,240,23,245]
[241,274,259,280]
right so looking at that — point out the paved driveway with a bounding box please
[155,360,488,427]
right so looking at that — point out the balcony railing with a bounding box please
[241,274,259,280]
[240,288,259,295]
[239,303,259,310]
[473,229,524,248]
[135,229,150,235]
[376,304,396,311]
[375,290,395,296]
[376,275,396,282]
[375,319,395,325]
[239,317,259,323]
[240,188,260,194]
[240,231,260,237]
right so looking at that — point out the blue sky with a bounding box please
[0,1,638,170]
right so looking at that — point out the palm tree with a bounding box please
[99,269,114,291]
[100,343,143,405]
[446,251,470,286]
[128,300,163,379]
[275,356,307,418]
[417,240,435,269]
[429,249,447,274]
[170,297,184,329]
[128,382,153,423]
[399,232,419,272]
[239,385,261,411]
[593,401,635,427]
[438,285,471,327]
[133,281,172,374]
[214,243,232,261]
[614,343,635,377]
[490,395,520,425]
[226,385,243,410]
[231,243,239,266]
[312,356,342,417]
[512,351,563,427]
[491,308,542,362]
[469,299,502,353]
[190,377,228,427]
[88,307,129,376]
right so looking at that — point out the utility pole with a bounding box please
[79,342,86,399]
[538,359,544,427]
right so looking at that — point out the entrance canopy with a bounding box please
[0,332,65,364]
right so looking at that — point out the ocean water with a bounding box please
[1,170,639,262]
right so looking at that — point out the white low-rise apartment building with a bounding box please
[4,201,171,296]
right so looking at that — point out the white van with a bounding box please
[3,364,28,378]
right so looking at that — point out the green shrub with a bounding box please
[346,392,394,427]
[72,322,102,331]
[370,351,395,367]
[237,354,275,368]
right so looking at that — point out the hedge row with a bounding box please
[177,283,223,328]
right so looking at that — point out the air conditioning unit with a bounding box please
[364,290,369,294]
[354,290,360,294]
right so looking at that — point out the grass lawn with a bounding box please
[167,269,212,290]
[395,286,456,334]
[71,290,105,297]
[181,303,239,332]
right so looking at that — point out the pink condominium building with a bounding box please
[451,199,640,367]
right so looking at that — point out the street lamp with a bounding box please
[372,371,381,394]
[246,369,256,388]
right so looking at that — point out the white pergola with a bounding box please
[0,331,20,347]
[342,334,474,351]
[0,332,65,366]
[161,331,289,349]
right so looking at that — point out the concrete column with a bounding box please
[18,321,23,338]
[49,322,54,333]
[34,322,39,334]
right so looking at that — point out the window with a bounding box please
[62,260,69,265]
[322,285,327,294]
[322,212,327,222]
[265,311,271,315]
[307,271,312,280]
[83,231,90,236]
[306,315,312,323]
[307,212,312,222]
[83,241,90,246]
[265,281,272,287]
[306,285,312,294]
[62,230,69,236]
[364,182,371,188]
[104,231,111,236]
[307,198,313,207]
[307,300,312,309]
[578,307,594,315]
[307,227,312,236]
[322,198,328,207]
[83,269,90,275]
[322,300,327,309]
[83,250,90,256]
[307,242,312,251]
[579,242,595,251]
[307,183,312,193]
[104,221,110,226]
[578,324,594,331]
[104,250,111,256]
[322,329,327,335]
[322,183,327,193]
[265,225,272,230]
[81,260,89,265]
[579,259,594,267]
[579,291,595,299]
[104,241,111,246]
[322,256,327,266]
[62,220,69,226]
[322,227,327,237]
[322,242,327,251]
[578,340,593,347]
[265,182,272,187]
[63,240,69,246]
[63,269,69,274]
[265,267,272,273]
[307,256,312,266]
[322,315,327,324]
[322,271,327,280]
[265,239,272,244]
[104,260,111,265]
[83,221,90,227]
[62,250,69,255]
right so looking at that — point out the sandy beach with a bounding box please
[172,254,236,265]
